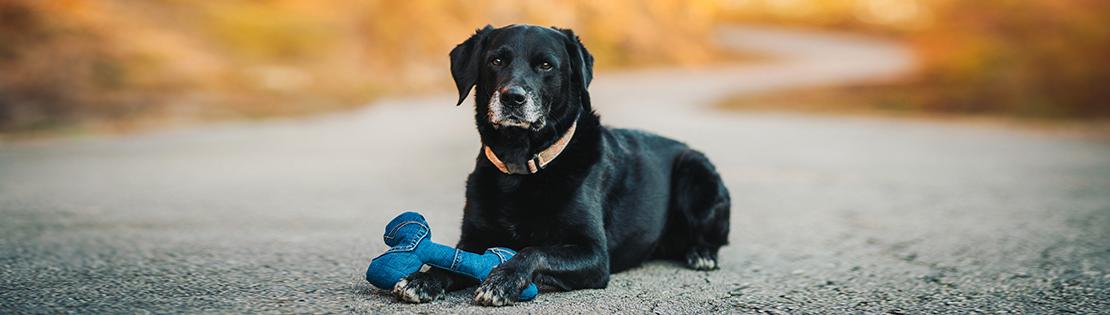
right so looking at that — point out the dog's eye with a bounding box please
[539,62,553,70]
[490,58,503,66]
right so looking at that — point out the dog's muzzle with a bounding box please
[488,89,544,130]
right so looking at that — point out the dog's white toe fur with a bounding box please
[689,256,718,270]
[392,279,436,303]
[473,286,510,306]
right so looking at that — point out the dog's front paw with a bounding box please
[474,267,530,306]
[392,273,446,303]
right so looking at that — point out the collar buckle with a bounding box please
[526,155,542,174]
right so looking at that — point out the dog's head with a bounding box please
[450,24,593,132]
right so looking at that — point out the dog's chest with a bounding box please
[487,196,572,246]
[477,172,585,246]
[491,209,566,245]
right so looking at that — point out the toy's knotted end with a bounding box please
[484,247,518,264]
[383,211,428,246]
[520,283,539,301]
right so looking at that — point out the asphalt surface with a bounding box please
[2,26,1109,314]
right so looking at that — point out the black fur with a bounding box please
[395,25,731,306]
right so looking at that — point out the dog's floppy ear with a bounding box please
[556,27,594,90]
[449,25,494,106]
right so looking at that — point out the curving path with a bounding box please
[1,26,1107,313]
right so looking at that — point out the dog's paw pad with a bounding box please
[685,248,719,271]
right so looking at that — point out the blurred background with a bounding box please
[1,0,1106,135]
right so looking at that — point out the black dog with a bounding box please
[393,24,731,306]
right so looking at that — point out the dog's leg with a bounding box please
[656,149,731,270]
[473,243,608,306]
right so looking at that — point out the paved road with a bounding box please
[2,26,1108,314]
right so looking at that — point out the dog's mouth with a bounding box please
[495,116,540,129]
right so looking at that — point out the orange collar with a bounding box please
[484,120,578,175]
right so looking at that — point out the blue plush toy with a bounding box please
[365,212,538,301]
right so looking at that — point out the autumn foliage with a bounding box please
[0,0,722,131]
[722,0,1110,118]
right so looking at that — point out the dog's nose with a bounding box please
[500,86,527,107]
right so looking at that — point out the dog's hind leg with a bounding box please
[654,149,731,270]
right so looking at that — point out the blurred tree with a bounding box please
[0,0,728,132]
[719,0,1110,118]
[912,0,1110,117]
